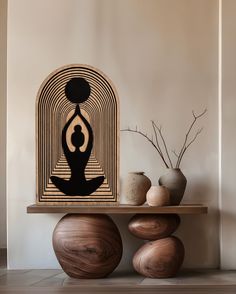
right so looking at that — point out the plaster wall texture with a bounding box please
[0,0,7,249]
[7,0,219,269]
[221,0,236,269]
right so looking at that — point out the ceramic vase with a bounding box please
[158,168,187,205]
[146,185,170,207]
[124,172,151,206]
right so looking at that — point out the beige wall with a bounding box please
[0,0,7,249]
[221,0,236,269]
[7,0,219,269]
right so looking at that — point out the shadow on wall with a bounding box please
[218,181,236,268]
[111,212,218,271]
[111,214,143,272]
[176,175,219,268]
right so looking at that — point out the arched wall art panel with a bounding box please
[36,64,119,204]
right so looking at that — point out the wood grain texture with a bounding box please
[27,204,208,214]
[133,236,185,278]
[36,64,120,205]
[53,214,122,279]
[128,214,180,240]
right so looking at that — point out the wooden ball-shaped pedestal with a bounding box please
[53,214,123,279]
[129,214,180,240]
[129,214,184,278]
[133,236,184,278]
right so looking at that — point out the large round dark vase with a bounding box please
[159,168,187,205]
[53,214,123,279]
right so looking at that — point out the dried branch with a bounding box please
[177,128,203,166]
[121,108,206,169]
[172,150,180,158]
[152,121,173,168]
[151,121,164,156]
[186,127,203,149]
[176,109,207,168]
[121,128,170,168]
[151,121,171,167]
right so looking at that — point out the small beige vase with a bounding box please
[124,172,151,205]
[146,185,170,207]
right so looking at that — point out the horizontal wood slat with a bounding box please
[27,204,207,214]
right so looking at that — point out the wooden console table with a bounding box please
[27,204,207,279]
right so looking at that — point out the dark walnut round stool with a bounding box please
[128,214,184,278]
[53,214,123,279]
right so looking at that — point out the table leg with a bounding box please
[53,213,123,279]
[128,214,184,278]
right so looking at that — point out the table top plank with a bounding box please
[27,204,207,214]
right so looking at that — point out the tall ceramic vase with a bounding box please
[124,172,151,206]
[158,168,187,205]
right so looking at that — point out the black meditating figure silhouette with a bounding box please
[50,78,104,195]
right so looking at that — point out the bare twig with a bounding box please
[121,108,206,169]
[151,121,164,156]
[151,121,171,167]
[176,109,207,167]
[177,128,203,165]
[152,121,173,168]
[186,128,203,149]
[121,128,170,168]
[172,150,180,158]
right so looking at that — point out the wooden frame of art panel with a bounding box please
[36,64,119,205]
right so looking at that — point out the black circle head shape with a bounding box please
[74,125,82,132]
[65,77,91,104]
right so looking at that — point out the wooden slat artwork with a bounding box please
[36,64,119,204]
